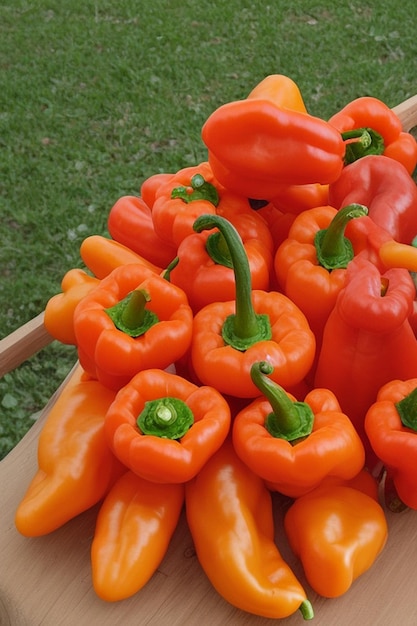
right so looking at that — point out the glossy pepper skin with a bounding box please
[15,365,123,537]
[274,203,367,355]
[151,161,220,248]
[185,438,314,620]
[91,470,184,602]
[246,73,308,113]
[170,192,274,313]
[233,362,365,498]
[104,367,231,483]
[328,95,417,174]
[190,215,315,398]
[107,195,177,267]
[315,254,417,468]
[284,483,388,598]
[44,268,100,345]
[329,154,417,244]
[364,378,417,510]
[202,98,345,200]
[80,234,162,279]
[73,263,193,390]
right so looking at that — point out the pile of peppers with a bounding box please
[15,74,417,620]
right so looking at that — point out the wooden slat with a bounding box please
[392,94,417,132]
[0,312,54,377]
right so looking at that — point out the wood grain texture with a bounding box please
[2,96,417,625]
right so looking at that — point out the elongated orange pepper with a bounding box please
[104,367,231,483]
[247,73,308,113]
[284,483,388,598]
[91,470,184,601]
[190,215,315,397]
[44,268,100,344]
[15,365,123,536]
[186,438,314,620]
[73,263,193,390]
[80,234,162,278]
[232,362,365,498]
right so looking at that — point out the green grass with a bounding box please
[1,0,417,458]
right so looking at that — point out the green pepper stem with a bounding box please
[105,289,159,337]
[341,127,385,164]
[137,397,194,439]
[314,203,368,270]
[193,214,271,350]
[171,173,219,206]
[299,599,314,621]
[205,231,233,268]
[250,361,314,442]
[395,386,417,431]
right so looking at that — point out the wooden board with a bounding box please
[2,95,417,625]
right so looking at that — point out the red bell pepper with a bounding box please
[329,154,417,244]
[314,254,417,468]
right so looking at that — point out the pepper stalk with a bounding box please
[193,214,272,350]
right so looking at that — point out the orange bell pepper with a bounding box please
[151,161,220,247]
[170,191,273,312]
[232,361,365,498]
[365,378,417,511]
[15,365,123,536]
[80,234,162,278]
[104,367,231,483]
[185,438,314,620]
[274,203,368,356]
[190,215,315,398]
[73,263,193,390]
[107,195,177,267]
[202,98,345,200]
[44,268,100,344]
[284,483,388,598]
[140,171,174,208]
[91,470,184,601]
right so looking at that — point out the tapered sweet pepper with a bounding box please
[151,161,220,247]
[73,263,193,390]
[104,367,231,483]
[80,234,162,278]
[274,203,368,354]
[185,437,314,620]
[169,192,274,312]
[232,361,365,498]
[44,268,100,345]
[107,195,177,267]
[190,214,316,398]
[314,254,417,468]
[91,470,184,601]
[246,73,308,113]
[202,98,345,200]
[15,365,123,536]
[328,95,417,174]
[329,154,417,244]
[364,378,417,511]
[284,483,388,598]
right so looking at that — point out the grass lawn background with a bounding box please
[1,0,417,457]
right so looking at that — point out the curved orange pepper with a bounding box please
[91,470,184,601]
[246,73,308,113]
[80,234,162,278]
[185,438,314,620]
[15,365,123,536]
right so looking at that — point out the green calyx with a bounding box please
[251,361,314,443]
[171,173,219,206]
[137,397,194,439]
[395,386,417,431]
[105,289,159,337]
[300,600,314,621]
[193,214,272,351]
[341,127,385,165]
[314,203,368,270]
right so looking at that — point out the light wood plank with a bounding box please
[0,312,54,377]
